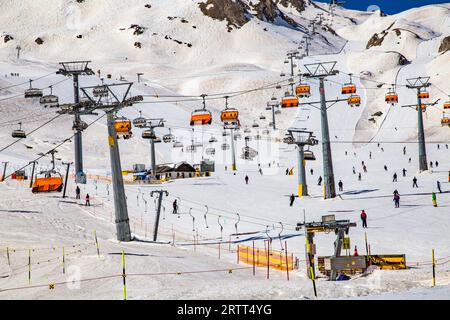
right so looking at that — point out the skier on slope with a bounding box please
[317,176,322,186]
[338,180,343,192]
[402,168,407,177]
[393,193,400,208]
[413,177,418,188]
[75,185,81,200]
[360,210,367,228]
[172,200,178,214]
[85,194,91,207]
[432,192,437,207]
[393,173,398,182]
[437,181,442,193]
[245,175,249,184]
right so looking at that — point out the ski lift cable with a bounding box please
[163,196,298,229]
[0,113,67,153]
[0,77,70,103]
[161,198,297,231]
[1,112,106,181]
[137,78,294,106]
[0,71,56,92]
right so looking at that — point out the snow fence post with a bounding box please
[122,250,127,300]
[237,245,240,264]
[432,249,436,287]
[28,249,31,285]
[62,246,65,274]
[285,241,289,281]
[6,247,10,266]
[94,230,100,258]
[252,241,256,276]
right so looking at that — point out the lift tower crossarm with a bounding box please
[301,62,340,199]
[57,60,95,184]
[77,82,141,242]
[405,77,431,172]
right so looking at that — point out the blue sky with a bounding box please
[315,0,449,14]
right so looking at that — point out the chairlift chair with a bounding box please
[142,130,156,140]
[206,147,216,155]
[40,86,59,107]
[24,80,43,98]
[186,145,196,153]
[32,172,63,193]
[221,143,230,151]
[163,129,174,143]
[93,85,109,98]
[281,92,299,108]
[443,99,450,110]
[190,95,212,126]
[72,119,88,131]
[12,122,26,139]
[259,114,266,120]
[295,83,311,98]
[173,141,184,148]
[441,115,450,127]
[114,118,132,138]
[385,88,398,105]
[347,94,361,107]
[418,89,429,99]
[341,74,357,95]
[304,150,316,161]
[133,112,147,128]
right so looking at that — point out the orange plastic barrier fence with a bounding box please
[237,245,294,271]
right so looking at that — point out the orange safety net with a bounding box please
[237,245,294,271]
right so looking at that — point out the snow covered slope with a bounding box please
[0,1,450,300]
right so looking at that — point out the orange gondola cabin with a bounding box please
[190,110,212,126]
[295,84,311,98]
[347,94,361,107]
[385,89,398,104]
[281,92,299,108]
[32,174,63,193]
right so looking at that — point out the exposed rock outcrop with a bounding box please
[198,0,306,31]
[438,35,450,54]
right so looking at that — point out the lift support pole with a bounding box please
[107,111,132,242]
[1,162,8,182]
[57,61,95,184]
[62,162,72,198]
[286,129,318,197]
[303,62,340,199]
[405,77,431,172]
[29,161,36,188]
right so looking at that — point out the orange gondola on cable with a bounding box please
[190,95,212,126]
[281,92,299,108]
